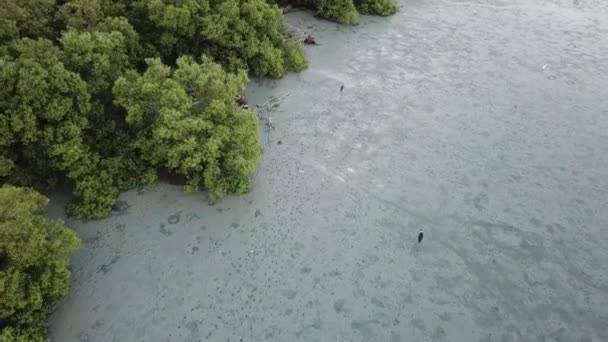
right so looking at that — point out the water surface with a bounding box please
[49,0,608,340]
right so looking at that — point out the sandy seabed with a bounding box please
[48,0,608,341]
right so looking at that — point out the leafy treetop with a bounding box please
[0,185,81,341]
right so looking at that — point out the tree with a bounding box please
[60,29,132,95]
[0,0,59,44]
[0,38,130,219]
[0,185,81,341]
[274,0,397,23]
[113,56,261,202]
[354,0,397,16]
[56,0,108,32]
[0,38,93,191]
[317,0,359,24]
[122,0,307,77]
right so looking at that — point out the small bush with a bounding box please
[317,0,360,24]
[355,0,398,16]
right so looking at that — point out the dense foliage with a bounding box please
[1,0,396,220]
[113,56,261,202]
[0,185,80,341]
[354,0,397,16]
[277,0,396,24]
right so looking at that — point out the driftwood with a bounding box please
[283,5,294,14]
[256,93,291,113]
[235,93,247,107]
[256,93,291,138]
[303,34,316,45]
[236,94,249,109]
[284,23,317,45]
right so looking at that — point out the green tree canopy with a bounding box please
[354,0,397,16]
[0,0,59,44]
[274,0,396,24]
[0,185,80,341]
[118,0,308,76]
[317,0,360,24]
[0,38,93,190]
[60,29,132,95]
[113,56,261,201]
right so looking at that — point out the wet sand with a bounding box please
[48,0,608,341]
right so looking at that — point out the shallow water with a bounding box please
[48,0,608,341]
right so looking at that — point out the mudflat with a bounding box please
[48,1,608,341]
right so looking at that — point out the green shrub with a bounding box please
[317,0,360,24]
[355,0,398,16]
[113,56,262,203]
[0,185,81,341]
[274,0,396,23]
